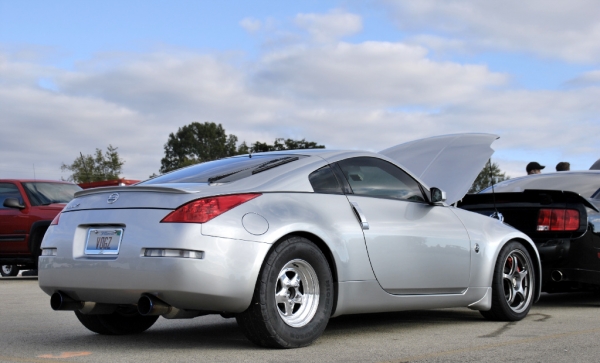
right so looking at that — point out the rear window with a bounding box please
[22,182,81,206]
[142,154,307,185]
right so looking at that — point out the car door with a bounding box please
[337,157,472,295]
[0,182,30,254]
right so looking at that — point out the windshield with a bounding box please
[23,182,81,206]
[142,154,306,185]
[480,172,600,199]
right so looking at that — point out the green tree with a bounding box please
[159,121,326,173]
[468,161,510,194]
[159,122,239,173]
[249,138,325,152]
[61,145,124,183]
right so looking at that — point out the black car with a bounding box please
[459,171,600,293]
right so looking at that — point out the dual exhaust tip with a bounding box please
[551,270,564,282]
[50,292,203,319]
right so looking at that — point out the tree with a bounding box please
[61,145,124,183]
[248,138,325,153]
[160,122,239,173]
[159,121,326,173]
[468,161,510,194]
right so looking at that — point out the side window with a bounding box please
[309,166,343,194]
[0,183,23,209]
[337,157,425,202]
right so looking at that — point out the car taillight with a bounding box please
[50,213,61,225]
[161,193,261,224]
[537,209,579,231]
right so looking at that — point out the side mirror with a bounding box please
[3,197,25,209]
[430,188,446,204]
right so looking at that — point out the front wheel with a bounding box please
[481,241,535,321]
[236,236,334,348]
[1,265,19,277]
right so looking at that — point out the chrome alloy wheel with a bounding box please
[275,259,320,328]
[502,250,533,314]
[1,265,13,275]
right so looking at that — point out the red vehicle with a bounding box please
[0,180,81,276]
[78,178,140,189]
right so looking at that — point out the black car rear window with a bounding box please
[142,154,307,184]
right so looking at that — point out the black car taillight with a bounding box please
[161,193,261,224]
[537,208,579,231]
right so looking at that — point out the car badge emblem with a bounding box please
[107,193,120,204]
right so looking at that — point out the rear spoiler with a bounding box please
[74,185,194,198]
[459,189,599,212]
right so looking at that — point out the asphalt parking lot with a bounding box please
[2,278,600,363]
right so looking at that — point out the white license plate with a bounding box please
[85,228,124,255]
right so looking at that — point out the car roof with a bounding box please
[481,170,600,198]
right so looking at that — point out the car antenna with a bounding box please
[488,159,503,222]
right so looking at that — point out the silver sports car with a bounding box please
[39,134,541,348]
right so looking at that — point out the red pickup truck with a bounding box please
[0,180,81,276]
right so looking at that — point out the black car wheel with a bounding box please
[481,241,535,321]
[74,307,159,335]
[236,236,334,348]
[1,265,19,277]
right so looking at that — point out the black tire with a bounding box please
[1,265,19,277]
[30,227,47,269]
[480,241,535,321]
[236,236,334,348]
[74,307,159,335]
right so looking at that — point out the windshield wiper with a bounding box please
[252,157,299,175]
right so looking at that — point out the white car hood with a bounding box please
[379,133,499,205]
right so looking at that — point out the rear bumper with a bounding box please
[38,234,271,313]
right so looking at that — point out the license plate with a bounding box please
[85,228,123,255]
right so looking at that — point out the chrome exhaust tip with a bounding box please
[138,294,172,316]
[50,291,84,311]
[551,270,564,282]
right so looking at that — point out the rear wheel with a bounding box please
[236,236,334,348]
[74,307,159,335]
[481,241,535,321]
[0,265,19,277]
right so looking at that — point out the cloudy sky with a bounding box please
[1,0,599,181]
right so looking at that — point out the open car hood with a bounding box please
[380,133,499,205]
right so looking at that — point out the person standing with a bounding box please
[556,162,570,171]
[526,162,545,175]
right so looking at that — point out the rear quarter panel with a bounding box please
[201,192,376,282]
[450,207,541,301]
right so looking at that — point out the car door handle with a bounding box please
[350,202,370,230]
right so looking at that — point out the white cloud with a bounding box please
[251,41,506,106]
[563,69,600,88]
[2,7,600,181]
[382,0,600,63]
[240,17,262,33]
[295,9,362,43]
